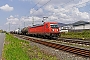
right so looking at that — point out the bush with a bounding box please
[61,30,90,40]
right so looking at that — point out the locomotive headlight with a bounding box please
[52,29,54,31]
[57,29,58,31]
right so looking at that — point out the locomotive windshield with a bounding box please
[50,24,59,28]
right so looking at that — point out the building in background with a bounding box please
[72,21,90,30]
[59,21,90,32]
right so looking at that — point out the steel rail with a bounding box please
[14,34,90,57]
[58,38,90,46]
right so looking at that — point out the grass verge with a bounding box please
[2,34,57,60]
[61,30,90,40]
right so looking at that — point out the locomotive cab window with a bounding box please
[50,24,59,28]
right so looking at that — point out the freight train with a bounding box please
[13,22,60,39]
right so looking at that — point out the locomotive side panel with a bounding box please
[44,23,50,33]
[28,25,44,34]
[27,22,60,39]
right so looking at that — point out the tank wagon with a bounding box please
[13,28,21,34]
[21,22,60,39]
[21,27,28,35]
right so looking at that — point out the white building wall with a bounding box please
[74,24,90,30]
[85,24,90,29]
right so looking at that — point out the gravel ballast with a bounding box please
[29,41,90,60]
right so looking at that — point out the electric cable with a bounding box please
[31,0,52,15]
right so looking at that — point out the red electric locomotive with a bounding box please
[28,22,60,39]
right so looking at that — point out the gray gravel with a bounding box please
[15,35,90,60]
[29,41,90,60]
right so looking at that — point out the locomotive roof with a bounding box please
[31,23,44,28]
[31,22,58,28]
[44,22,58,24]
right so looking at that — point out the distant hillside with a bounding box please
[72,21,90,26]
[58,23,66,27]
[58,21,90,27]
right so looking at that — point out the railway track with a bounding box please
[58,38,90,46]
[14,34,90,58]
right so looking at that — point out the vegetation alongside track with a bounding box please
[61,30,90,40]
[2,34,57,60]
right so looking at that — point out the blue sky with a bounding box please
[0,0,90,31]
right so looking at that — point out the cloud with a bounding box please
[19,0,31,2]
[6,15,19,25]
[20,16,32,22]
[29,0,90,23]
[10,0,13,1]
[30,8,44,17]
[66,0,90,8]
[0,4,14,11]
[20,16,43,26]
[4,0,90,31]
[71,7,89,19]
[5,0,90,30]
[5,15,43,31]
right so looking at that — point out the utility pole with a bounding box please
[9,23,10,32]
[19,18,20,30]
[32,16,34,26]
[42,17,48,23]
[24,22,25,27]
